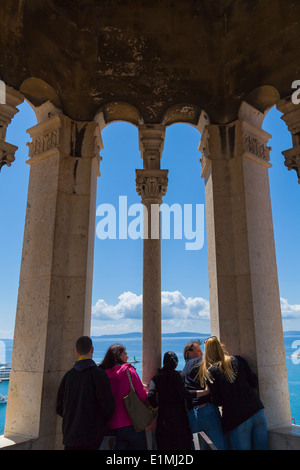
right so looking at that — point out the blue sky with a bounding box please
[0,101,299,338]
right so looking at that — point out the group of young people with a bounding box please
[56,335,268,451]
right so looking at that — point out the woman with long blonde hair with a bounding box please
[198,336,236,387]
[199,336,268,450]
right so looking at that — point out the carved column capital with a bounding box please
[0,86,24,172]
[26,108,102,177]
[136,169,168,205]
[241,120,272,166]
[277,98,300,183]
[199,110,272,178]
[139,124,165,170]
[0,141,18,170]
[27,115,61,163]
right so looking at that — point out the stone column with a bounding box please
[199,102,291,428]
[0,86,24,170]
[277,98,300,183]
[136,125,168,386]
[4,103,101,449]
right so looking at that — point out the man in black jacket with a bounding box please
[56,336,115,450]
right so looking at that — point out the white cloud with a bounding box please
[0,329,14,340]
[91,292,300,335]
[161,291,210,320]
[281,297,300,319]
[92,292,143,320]
[92,290,210,322]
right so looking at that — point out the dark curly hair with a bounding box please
[163,351,178,370]
[100,343,126,369]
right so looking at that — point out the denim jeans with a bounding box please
[188,403,228,450]
[113,425,148,450]
[229,409,268,450]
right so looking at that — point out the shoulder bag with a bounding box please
[123,368,157,432]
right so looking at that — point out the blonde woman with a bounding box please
[183,340,228,450]
[199,336,268,450]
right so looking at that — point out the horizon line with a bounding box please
[1,329,300,341]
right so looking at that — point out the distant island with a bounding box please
[1,330,300,343]
[1,331,300,365]
[92,332,208,340]
[91,330,300,339]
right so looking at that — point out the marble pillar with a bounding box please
[200,102,291,428]
[136,125,168,386]
[4,103,101,449]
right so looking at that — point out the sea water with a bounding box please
[283,331,300,424]
[1,332,300,435]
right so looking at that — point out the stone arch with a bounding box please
[240,85,281,128]
[239,85,300,185]
[19,77,62,110]
[161,103,210,133]
[19,78,62,124]
[94,101,143,132]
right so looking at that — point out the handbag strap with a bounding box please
[126,368,135,392]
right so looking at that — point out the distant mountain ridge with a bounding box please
[1,330,300,343]
[92,330,300,339]
[1,331,299,364]
[92,331,208,339]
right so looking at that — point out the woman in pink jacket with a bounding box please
[100,343,148,450]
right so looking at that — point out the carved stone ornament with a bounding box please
[277,98,300,183]
[0,141,18,171]
[282,148,300,183]
[136,169,168,204]
[0,89,24,171]
[139,125,165,170]
[0,149,15,170]
[28,128,60,158]
[243,133,271,162]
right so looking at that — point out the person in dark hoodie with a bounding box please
[147,351,209,450]
[56,336,115,450]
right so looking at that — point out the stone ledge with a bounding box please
[0,434,36,450]
[1,427,300,450]
[268,425,300,450]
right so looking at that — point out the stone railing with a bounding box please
[1,424,300,450]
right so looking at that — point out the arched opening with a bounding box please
[0,98,37,435]
[0,89,298,443]
[91,121,144,368]
[160,122,209,368]
[92,103,145,361]
[89,114,210,374]
[262,105,300,425]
